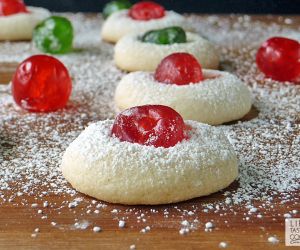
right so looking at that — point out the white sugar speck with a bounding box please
[73,220,90,230]
[179,228,190,235]
[205,222,214,229]
[119,220,126,228]
[249,207,258,213]
[140,226,151,233]
[93,226,102,233]
[181,220,190,227]
[219,242,228,248]
[268,236,279,244]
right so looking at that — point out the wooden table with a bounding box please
[0,63,16,84]
[0,15,299,250]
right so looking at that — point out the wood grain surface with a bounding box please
[0,15,299,250]
[0,62,17,84]
[0,181,297,250]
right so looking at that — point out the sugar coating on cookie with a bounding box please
[61,120,238,205]
[115,70,252,125]
[114,32,219,72]
[101,10,190,43]
[0,7,50,41]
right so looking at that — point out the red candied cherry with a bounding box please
[256,37,300,82]
[12,55,72,112]
[112,105,186,148]
[0,0,28,16]
[155,53,204,85]
[129,1,165,21]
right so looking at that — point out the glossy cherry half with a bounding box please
[112,105,186,148]
[155,53,204,85]
[0,0,28,16]
[129,1,165,21]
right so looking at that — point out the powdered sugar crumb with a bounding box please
[219,242,228,248]
[93,226,102,233]
[205,222,214,229]
[119,220,126,228]
[268,236,279,244]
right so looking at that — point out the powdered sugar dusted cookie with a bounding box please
[0,7,50,41]
[101,6,190,43]
[115,53,251,125]
[61,119,238,205]
[114,31,219,72]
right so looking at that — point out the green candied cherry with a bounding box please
[141,26,187,45]
[103,0,132,19]
[33,16,74,54]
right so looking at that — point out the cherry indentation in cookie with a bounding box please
[154,53,204,85]
[0,0,28,16]
[112,105,186,148]
[12,55,72,112]
[129,1,165,21]
[256,37,300,83]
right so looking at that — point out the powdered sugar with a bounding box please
[268,236,279,244]
[0,13,299,247]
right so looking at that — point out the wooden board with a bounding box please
[0,62,17,84]
[0,180,297,250]
[0,15,299,250]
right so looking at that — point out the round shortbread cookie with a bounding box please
[114,32,219,72]
[115,70,252,125]
[0,7,51,41]
[61,120,238,205]
[101,9,190,43]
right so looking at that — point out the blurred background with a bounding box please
[26,0,300,14]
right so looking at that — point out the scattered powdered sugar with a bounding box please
[205,222,214,229]
[140,226,151,233]
[0,13,299,247]
[93,226,102,233]
[268,236,279,244]
[72,220,90,230]
[119,220,126,228]
[219,242,228,248]
[179,228,189,235]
